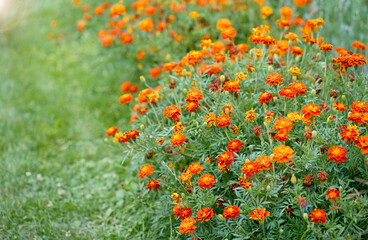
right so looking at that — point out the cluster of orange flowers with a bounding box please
[102,1,368,237]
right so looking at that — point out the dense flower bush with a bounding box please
[107,13,368,238]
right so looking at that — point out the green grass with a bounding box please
[0,1,147,239]
[0,0,367,239]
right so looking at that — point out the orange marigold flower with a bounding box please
[228,140,244,152]
[255,156,273,170]
[173,121,183,133]
[333,101,347,111]
[179,217,197,235]
[260,6,273,19]
[149,67,161,78]
[246,109,259,122]
[276,18,290,28]
[216,18,232,31]
[139,18,154,32]
[196,207,214,223]
[221,27,237,40]
[164,105,181,121]
[126,130,139,140]
[294,0,309,7]
[147,179,161,190]
[328,146,347,163]
[340,125,360,143]
[351,40,366,51]
[266,72,283,86]
[238,176,252,188]
[110,4,126,17]
[162,62,178,72]
[101,34,114,47]
[280,6,293,20]
[224,80,241,92]
[198,174,216,189]
[309,209,327,224]
[119,32,133,45]
[348,112,363,125]
[290,45,303,56]
[249,208,270,222]
[259,92,273,103]
[106,126,118,137]
[285,32,299,42]
[171,133,186,146]
[275,131,289,142]
[206,113,216,127]
[179,172,192,186]
[139,165,154,178]
[272,145,295,163]
[187,162,204,175]
[355,136,368,154]
[287,112,302,122]
[290,81,307,95]
[179,207,192,220]
[214,53,226,63]
[216,114,232,128]
[186,89,204,103]
[319,42,333,52]
[326,189,340,200]
[351,101,368,113]
[223,205,240,220]
[301,104,321,119]
[217,151,235,166]
[187,50,203,66]
[279,87,296,99]
[119,94,133,105]
[185,101,200,113]
[274,118,293,132]
[261,35,276,45]
[242,161,260,178]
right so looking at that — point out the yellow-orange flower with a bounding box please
[326,189,340,200]
[139,165,154,178]
[105,126,118,137]
[196,207,214,223]
[309,209,327,224]
[206,113,216,127]
[223,205,240,220]
[249,208,270,222]
[216,114,232,128]
[179,217,197,235]
[198,174,216,189]
[328,146,347,163]
[260,6,273,19]
[170,133,186,146]
[301,104,321,119]
[272,145,295,163]
[246,109,259,122]
[187,162,204,175]
[164,105,181,121]
[266,72,283,86]
[139,18,154,32]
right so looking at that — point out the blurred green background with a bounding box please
[0,0,367,238]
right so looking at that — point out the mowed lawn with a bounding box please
[1,0,368,239]
[0,1,146,239]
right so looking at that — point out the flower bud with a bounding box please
[266,185,271,191]
[168,163,173,168]
[149,135,153,139]
[104,138,108,142]
[270,154,275,160]
[295,55,301,62]
[248,145,254,151]
[218,214,225,221]
[273,96,278,102]
[342,95,346,101]
[220,75,225,82]
[273,54,279,62]
[245,158,250,163]
[311,89,316,95]
[140,76,145,82]
[268,65,273,72]
[321,62,326,69]
[280,229,283,234]
[181,193,185,199]
[238,226,245,232]
[291,175,297,184]
[165,54,171,60]
[140,124,145,130]
[303,213,308,220]
[183,88,188,94]
[312,131,317,138]
[137,63,143,69]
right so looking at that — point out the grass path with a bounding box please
[0,2,144,239]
